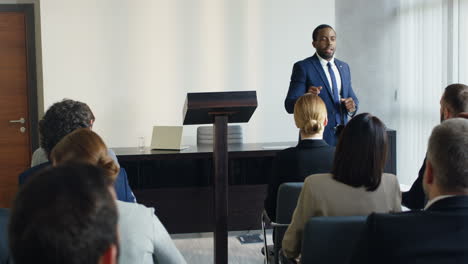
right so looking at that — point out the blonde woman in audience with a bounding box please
[50,128,187,264]
[265,94,335,221]
[282,113,401,260]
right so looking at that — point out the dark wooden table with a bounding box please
[114,131,396,234]
[114,141,296,160]
[114,142,297,233]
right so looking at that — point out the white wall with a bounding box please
[39,0,335,147]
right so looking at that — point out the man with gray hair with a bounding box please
[350,118,468,264]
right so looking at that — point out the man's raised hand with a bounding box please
[308,86,322,95]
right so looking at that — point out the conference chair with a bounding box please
[114,167,137,203]
[300,216,367,264]
[0,208,11,264]
[262,182,303,264]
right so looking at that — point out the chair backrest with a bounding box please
[0,208,11,264]
[274,182,303,246]
[114,167,137,203]
[301,216,367,264]
[197,125,243,145]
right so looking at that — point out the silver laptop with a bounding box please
[150,126,187,150]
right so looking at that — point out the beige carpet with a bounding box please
[172,230,271,264]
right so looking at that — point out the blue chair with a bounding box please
[300,216,367,264]
[262,182,303,264]
[0,208,11,264]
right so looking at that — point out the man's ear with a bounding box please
[312,41,316,48]
[99,244,118,264]
[323,117,328,127]
[443,107,452,120]
[422,159,434,197]
[424,159,434,185]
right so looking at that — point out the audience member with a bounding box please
[9,163,119,264]
[350,118,468,264]
[32,99,98,166]
[51,128,187,264]
[282,113,401,260]
[403,83,468,209]
[264,93,335,221]
[18,99,136,203]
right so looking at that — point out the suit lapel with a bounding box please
[310,54,333,100]
[334,59,346,98]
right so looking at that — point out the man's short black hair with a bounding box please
[443,83,468,115]
[9,163,118,264]
[312,24,334,41]
[39,99,95,156]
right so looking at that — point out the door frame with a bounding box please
[0,4,39,152]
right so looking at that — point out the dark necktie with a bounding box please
[327,62,342,124]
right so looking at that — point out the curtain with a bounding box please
[397,0,451,185]
[459,0,468,83]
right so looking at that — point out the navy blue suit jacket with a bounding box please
[402,157,427,209]
[285,54,359,146]
[350,196,468,264]
[0,209,11,264]
[18,162,136,203]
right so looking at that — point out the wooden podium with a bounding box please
[183,91,257,263]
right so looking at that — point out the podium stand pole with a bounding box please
[213,115,228,264]
[183,91,257,263]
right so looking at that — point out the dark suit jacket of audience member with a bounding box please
[264,139,335,221]
[0,208,10,264]
[401,157,426,209]
[18,162,137,203]
[350,196,468,264]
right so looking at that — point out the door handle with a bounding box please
[9,117,25,124]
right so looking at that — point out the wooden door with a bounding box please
[0,5,37,208]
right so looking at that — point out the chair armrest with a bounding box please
[262,210,290,228]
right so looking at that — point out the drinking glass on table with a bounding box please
[138,136,145,152]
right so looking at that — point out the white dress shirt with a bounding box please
[316,53,342,98]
